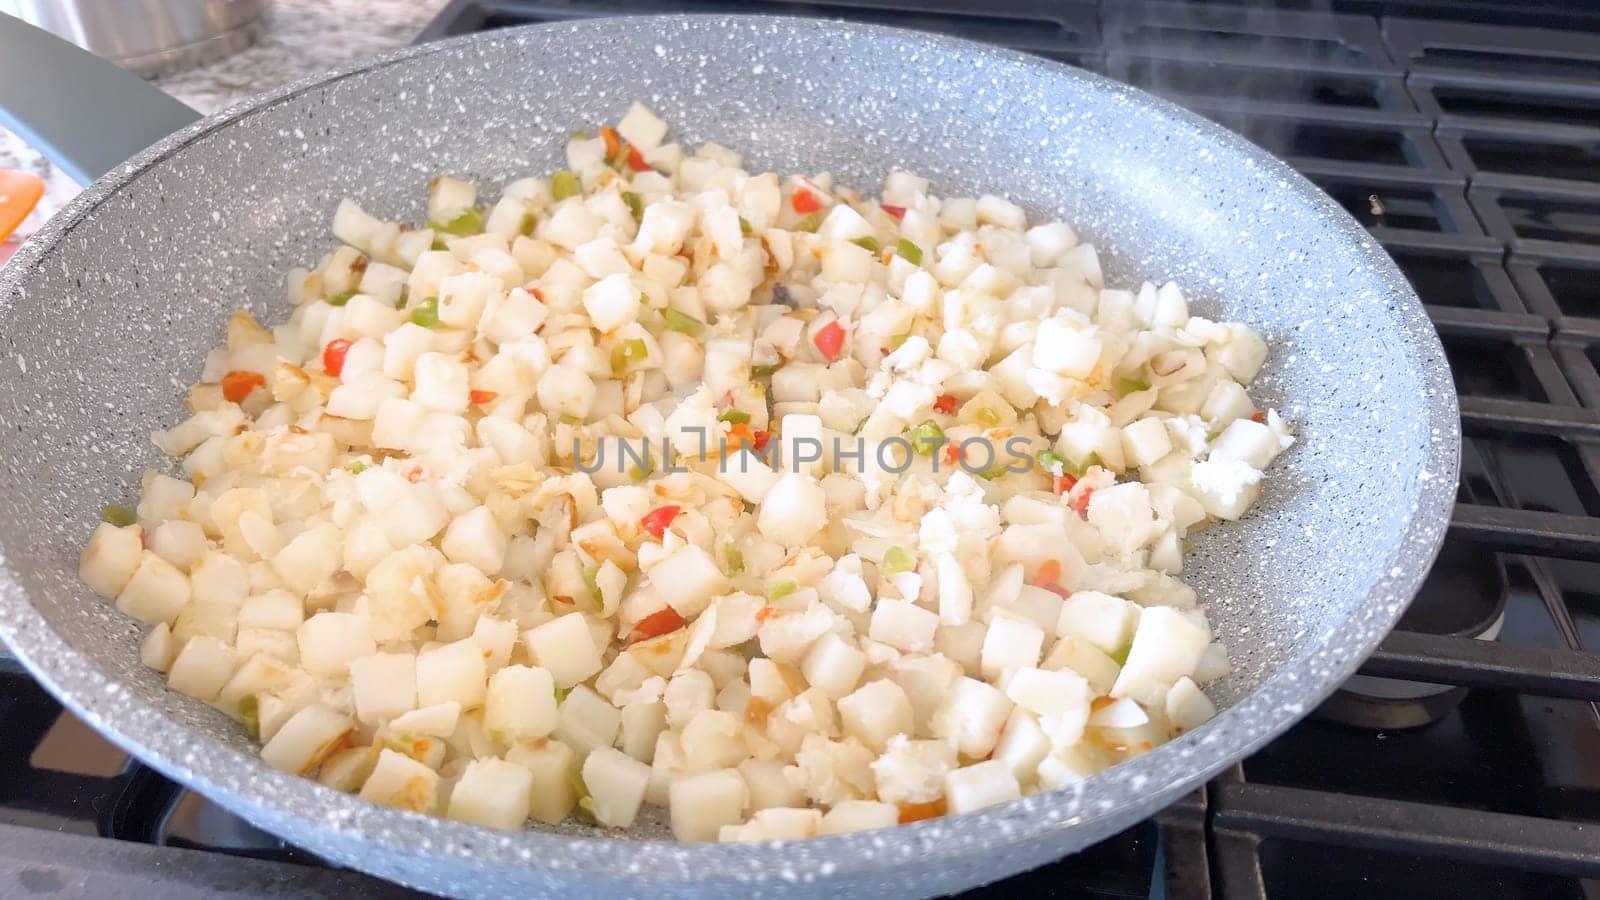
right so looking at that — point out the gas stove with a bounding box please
[4,3,1599,897]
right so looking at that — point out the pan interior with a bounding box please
[0,16,1443,847]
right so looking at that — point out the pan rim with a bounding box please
[0,12,1459,889]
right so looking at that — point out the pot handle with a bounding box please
[0,14,202,186]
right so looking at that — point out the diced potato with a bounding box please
[582,747,652,828]
[523,613,603,688]
[1111,607,1211,707]
[360,747,439,812]
[800,631,865,699]
[505,738,578,825]
[447,758,535,829]
[669,768,748,841]
[349,652,418,724]
[140,622,177,672]
[836,679,914,753]
[944,759,1022,816]
[484,665,558,742]
[416,638,489,709]
[819,800,899,835]
[297,612,376,677]
[166,635,237,702]
[979,615,1045,681]
[260,704,352,775]
[869,598,939,654]
[115,551,191,625]
[933,677,1013,759]
[554,684,621,757]
[647,545,730,618]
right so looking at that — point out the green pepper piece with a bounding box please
[739,216,752,235]
[896,239,923,265]
[881,546,914,576]
[766,579,797,601]
[975,406,1001,428]
[719,409,752,425]
[326,290,356,307]
[434,208,484,237]
[610,337,648,375]
[551,169,581,201]
[725,543,745,575]
[907,419,945,456]
[750,363,777,378]
[664,309,705,337]
[622,191,643,224]
[347,461,369,475]
[1036,449,1068,476]
[850,236,881,253]
[793,212,821,233]
[99,504,137,527]
[409,296,440,328]
[237,694,260,741]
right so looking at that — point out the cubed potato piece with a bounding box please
[757,474,828,547]
[739,757,807,811]
[722,808,823,842]
[166,635,237,702]
[505,738,579,824]
[360,747,439,812]
[523,613,603,688]
[1166,675,1217,732]
[800,631,865,699]
[140,622,177,672]
[217,652,298,713]
[297,612,376,677]
[1121,417,1173,468]
[472,615,518,673]
[554,684,621,757]
[933,677,1013,759]
[447,757,535,829]
[238,590,304,631]
[647,545,730,618]
[485,664,558,743]
[869,598,939,653]
[144,518,203,566]
[189,550,249,607]
[1057,591,1140,656]
[79,523,145,597]
[837,679,914,753]
[819,800,899,835]
[620,699,667,762]
[980,615,1044,680]
[260,704,353,775]
[350,652,418,724]
[270,523,341,595]
[1112,606,1210,707]
[318,744,380,792]
[991,707,1051,785]
[440,506,508,577]
[582,746,653,828]
[416,638,489,709]
[617,102,669,151]
[1187,457,1263,521]
[680,708,749,769]
[116,551,191,625]
[388,701,462,738]
[1041,635,1120,695]
[944,759,1021,815]
[669,768,748,841]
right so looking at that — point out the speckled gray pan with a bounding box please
[0,14,1457,899]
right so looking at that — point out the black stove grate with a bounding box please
[4,3,1599,897]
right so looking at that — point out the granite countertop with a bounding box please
[1,0,449,241]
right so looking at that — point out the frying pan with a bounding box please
[0,13,1458,898]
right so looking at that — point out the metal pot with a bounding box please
[0,13,1458,898]
[0,0,265,76]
